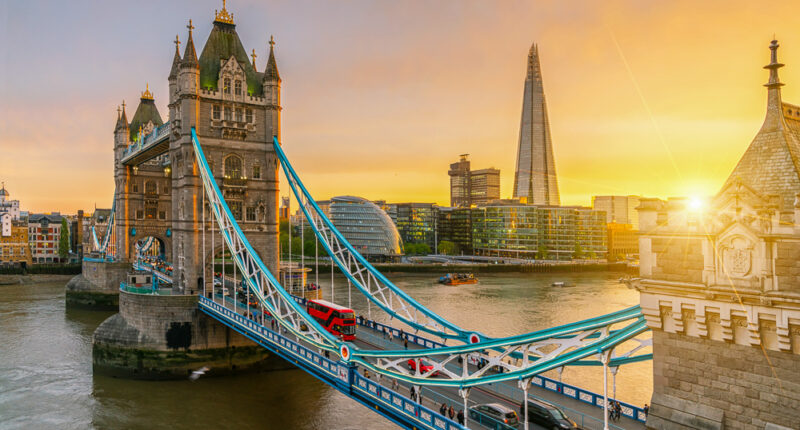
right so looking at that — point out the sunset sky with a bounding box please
[3,0,800,214]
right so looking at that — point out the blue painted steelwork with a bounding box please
[120,122,171,163]
[199,296,464,430]
[91,191,116,256]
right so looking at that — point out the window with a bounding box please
[136,210,144,219]
[235,108,243,122]
[230,201,243,220]
[246,108,253,123]
[224,78,231,94]
[224,107,232,121]
[213,105,221,120]
[225,155,243,178]
[159,211,166,220]
[146,207,157,219]
[145,181,157,195]
[253,165,261,179]
[246,206,256,221]
[235,80,242,96]
[132,183,139,193]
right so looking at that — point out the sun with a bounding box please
[688,195,705,212]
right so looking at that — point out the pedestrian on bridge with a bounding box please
[388,330,393,342]
[382,327,387,339]
[448,405,455,419]
[457,409,464,424]
[440,403,447,416]
[404,337,408,350]
[392,378,399,391]
[409,386,416,401]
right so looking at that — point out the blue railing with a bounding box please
[199,296,465,430]
[356,317,648,423]
[82,256,115,263]
[119,282,172,295]
[122,122,171,159]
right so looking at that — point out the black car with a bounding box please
[520,398,581,429]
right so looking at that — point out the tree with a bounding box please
[58,218,70,262]
[416,243,432,255]
[536,244,548,260]
[438,240,458,255]
[573,242,584,260]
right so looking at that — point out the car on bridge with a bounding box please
[406,359,440,376]
[520,398,581,429]
[468,403,519,429]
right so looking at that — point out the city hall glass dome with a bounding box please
[329,196,403,260]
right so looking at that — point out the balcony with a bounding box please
[223,176,247,187]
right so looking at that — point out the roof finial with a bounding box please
[187,19,194,35]
[122,100,126,111]
[141,83,154,100]
[764,38,784,89]
[269,35,275,49]
[251,48,258,70]
[214,0,235,25]
[174,34,181,50]
[117,105,121,120]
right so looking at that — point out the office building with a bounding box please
[392,203,438,251]
[607,222,638,261]
[592,195,641,229]
[448,154,501,207]
[329,196,403,261]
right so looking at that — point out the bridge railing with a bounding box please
[199,296,464,430]
[119,282,172,295]
[356,316,648,424]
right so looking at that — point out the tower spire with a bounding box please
[169,34,181,79]
[251,48,258,71]
[214,0,235,25]
[182,19,198,67]
[264,35,280,82]
[762,39,786,131]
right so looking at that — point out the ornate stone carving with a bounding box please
[719,235,753,278]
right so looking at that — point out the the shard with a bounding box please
[512,43,560,205]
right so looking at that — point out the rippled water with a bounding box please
[0,272,651,429]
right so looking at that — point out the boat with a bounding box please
[551,281,575,287]
[438,273,478,285]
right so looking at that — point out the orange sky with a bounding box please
[2,0,800,213]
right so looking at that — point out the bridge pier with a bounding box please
[65,259,130,310]
[92,289,291,379]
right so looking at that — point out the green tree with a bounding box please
[573,242,584,260]
[416,243,432,255]
[404,243,418,255]
[58,218,70,262]
[536,244,549,260]
[438,240,458,255]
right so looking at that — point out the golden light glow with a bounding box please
[688,195,706,213]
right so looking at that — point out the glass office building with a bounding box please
[392,203,438,250]
[329,196,403,261]
[471,204,606,260]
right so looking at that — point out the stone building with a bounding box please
[0,219,31,266]
[635,40,800,429]
[28,213,64,263]
[112,2,281,293]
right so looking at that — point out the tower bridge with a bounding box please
[78,2,800,429]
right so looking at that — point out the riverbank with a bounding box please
[312,261,634,274]
[0,273,74,285]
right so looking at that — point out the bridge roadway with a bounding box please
[213,291,644,430]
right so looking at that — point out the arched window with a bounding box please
[224,78,231,94]
[145,181,157,195]
[235,80,242,96]
[225,155,243,179]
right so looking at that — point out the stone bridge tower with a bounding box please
[635,40,800,430]
[168,4,280,294]
[113,88,173,263]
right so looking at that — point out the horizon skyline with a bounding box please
[4,1,800,213]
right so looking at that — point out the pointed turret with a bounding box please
[721,39,800,210]
[182,19,198,68]
[169,34,182,79]
[263,35,280,83]
[115,101,129,132]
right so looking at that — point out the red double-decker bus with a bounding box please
[306,299,357,340]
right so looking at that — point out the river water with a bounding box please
[0,272,651,429]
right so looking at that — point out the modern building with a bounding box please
[0,219,31,266]
[606,222,638,261]
[28,213,64,263]
[634,40,800,429]
[447,155,500,207]
[279,196,291,220]
[0,183,21,221]
[329,196,403,261]
[592,195,641,229]
[391,203,438,251]
[471,204,606,260]
[437,207,472,254]
[513,43,560,206]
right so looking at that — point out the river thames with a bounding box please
[0,271,650,429]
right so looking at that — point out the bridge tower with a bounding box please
[635,40,800,429]
[168,4,280,293]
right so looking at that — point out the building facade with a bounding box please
[606,222,638,262]
[512,44,560,206]
[437,207,472,254]
[391,203,438,251]
[471,204,606,260]
[635,40,800,429]
[28,214,64,263]
[113,3,281,293]
[448,154,501,207]
[329,196,403,261]
[0,184,21,221]
[0,220,31,266]
[592,195,641,229]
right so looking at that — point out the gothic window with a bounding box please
[146,207,157,219]
[132,183,139,193]
[235,80,242,96]
[213,105,221,120]
[159,211,166,220]
[136,210,144,219]
[145,181,157,195]
[224,78,231,95]
[246,108,253,123]
[246,206,256,221]
[235,108,243,122]
[224,155,243,179]
[253,165,261,179]
[224,107,232,121]
[230,201,243,220]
